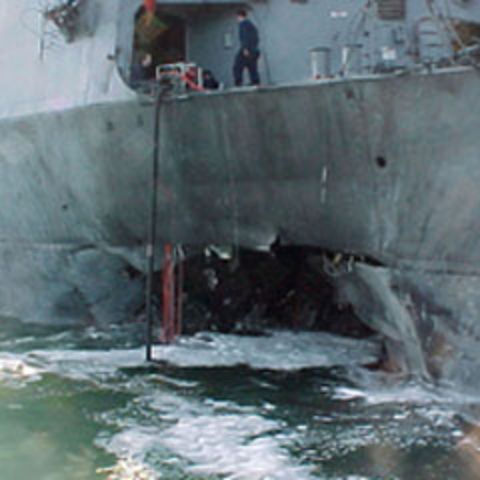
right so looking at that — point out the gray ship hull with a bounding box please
[2,67,480,386]
[0,100,156,325]
[160,67,480,273]
[4,68,478,271]
[157,67,480,387]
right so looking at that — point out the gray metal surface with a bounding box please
[3,1,480,388]
[5,67,478,273]
[1,67,480,330]
[336,262,480,390]
[158,68,480,274]
[117,0,480,88]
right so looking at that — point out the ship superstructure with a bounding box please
[116,0,480,87]
[4,0,480,117]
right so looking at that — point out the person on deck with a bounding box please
[203,70,220,90]
[130,52,154,88]
[233,9,260,87]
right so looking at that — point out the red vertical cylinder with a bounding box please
[144,0,156,13]
[162,243,175,344]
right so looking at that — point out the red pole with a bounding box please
[161,244,184,344]
[175,259,184,337]
[144,0,156,13]
[143,0,156,25]
[162,244,175,343]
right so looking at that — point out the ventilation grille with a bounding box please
[377,0,406,21]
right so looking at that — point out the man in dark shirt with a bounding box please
[130,52,154,89]
[233,9,260,86]
[203,70,220,90]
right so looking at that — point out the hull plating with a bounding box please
[1,69,480,389]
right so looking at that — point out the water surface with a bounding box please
[0,320,477,479]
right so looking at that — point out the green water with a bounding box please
[0,320,477,480]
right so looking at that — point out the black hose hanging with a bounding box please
[145,87,167,362]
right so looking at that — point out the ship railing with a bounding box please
[156,62,205,94]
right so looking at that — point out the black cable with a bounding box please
[145,86,167,362]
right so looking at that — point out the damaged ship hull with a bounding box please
[158,67,480,386]
[2,67,480,386]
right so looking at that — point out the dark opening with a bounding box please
[376,156,387,168]
[152,246,376,340]
[451,20,480,54]
[131,7,187,84]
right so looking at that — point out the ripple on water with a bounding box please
[0,327,478,480]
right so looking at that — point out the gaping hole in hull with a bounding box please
[153,246,377,341]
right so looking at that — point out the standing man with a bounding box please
[233,9,260,86]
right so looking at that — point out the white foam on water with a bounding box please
[96,373,316,480]
[331,387,367,401]
[97,457,159,480]
[102,408,314,480]
[0,353,43,386]
[99,383,315,480]
[2,327,475,479]
[360,382,480,411]
[160,412,313,480]
[344,477,375,480]
[150,331,379,370]
[0,330,379,479]
[99,427,163,480]
[0,330,378,386]
[27,348,143,383]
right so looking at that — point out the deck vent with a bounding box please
[376,0,406,21]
